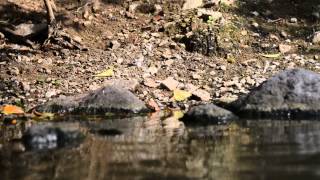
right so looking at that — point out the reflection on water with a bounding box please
[1,115,320,180]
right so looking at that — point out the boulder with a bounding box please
[232,68,320,119]
[35,85,149,114]
[182,103,237,125]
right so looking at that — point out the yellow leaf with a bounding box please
[173,89,191,101]
[173,110,184,120]
[261,53,281,58]
[94,67,114,77]
[36,112,55,121]
[1,105,24,115]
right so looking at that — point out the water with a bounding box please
[1,113,320,180]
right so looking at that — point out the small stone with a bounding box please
[110,40,121,50]
[9,67,20,75]
[241,30,248,36]
[192,73,201,80]
[252,22,259,28]
[280,31,288,38]
[83,21,91,27]
[289,17,298,23]
[223,81,236,87]
[279,44,292,54]
[103,31,113,40]
[147,66,158,75]
[144,78,159,88]
[182,0,203,10]
[128,2,140,13]
[73,36,82,43]
[246,76,255,85]
[220,65,227,71]
[151,33,160,37]
[197,9,222,21]
[192,89,211,101]
[21,82,30,91]
[269,34,279,41]
[164,59,174,66]
[161,49,172,59]
[161,77,179,90]
[209,71,216,76]
[104,79,139,91]
[183,104,238,125]
[147,98,160,111]
[45,89,59,98]
[251,11,259,16]
[185,83,198,92]
[312,31,320,44]
[117,58,124,64]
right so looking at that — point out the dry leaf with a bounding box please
[173,110,184,120]
[36,112,55,121]
[173,89,191,101]
[261,53,281,58]
[1,105,24,115]
[94,67,114,77]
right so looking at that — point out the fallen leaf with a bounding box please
[173,89,191,101]
[35,112,55,121]
[261,53,281,58]
[94,67,114,77]
[11,119,17,125]
[173,110,184,120]
[1,105,24,115]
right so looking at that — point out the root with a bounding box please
[42,0,86,50]
[42,22,85,50]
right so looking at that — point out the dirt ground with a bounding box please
[0,0,320,111]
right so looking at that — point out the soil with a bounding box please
[1,0,320,111]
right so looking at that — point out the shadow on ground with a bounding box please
[235,0,320,42]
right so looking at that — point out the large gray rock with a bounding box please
[232,68,320,118]
[183,103,237,125]
[35,85,149,114]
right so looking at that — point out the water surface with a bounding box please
[1,114,320,180]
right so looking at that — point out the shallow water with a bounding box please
[1,114,320,180]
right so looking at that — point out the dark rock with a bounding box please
[180,30,219,56]
[35,85,149,114]
[182,103,237,125]
[232,68,320,119]
[23,123,84,150]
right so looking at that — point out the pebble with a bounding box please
[289,17,298,23]
[279,44,292,54]
[220,65,227,71]
[161,77,179,91]
[252,22,259,28]
[45,89,59,98]
[280,31,288,38]
[192,89,211,101]
[312,31,320,44]
[144,78,159,88]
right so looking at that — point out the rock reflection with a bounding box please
[1,118,320,180]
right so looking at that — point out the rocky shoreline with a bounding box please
[1,0,320,150]
[31,68,320,122]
